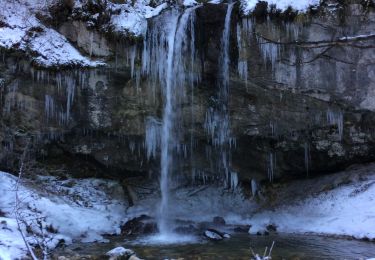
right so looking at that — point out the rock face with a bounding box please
[0,1,375,187]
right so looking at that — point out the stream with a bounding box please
[54,233,375,259]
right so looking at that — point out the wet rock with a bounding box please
[212,216,226,226]
[266,224,277,233]
[174,224,199,234]
[222,233,231,238]
[256,230,269,236]
[203,228,231,241]
[233,225,251,233]
[204,229,223,241]
[106,247,135,260]
[121,215,157,236]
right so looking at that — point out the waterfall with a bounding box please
[142,6,199,239]
[204,3,237,190]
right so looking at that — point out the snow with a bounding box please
[0,171,127,259]
[0,217,28,260]
[0,0,104,68]
[29,27,105,67]
[110,0,169,37]
[183,0,198,7]
[248,173,375,239]
[241,0,320,15]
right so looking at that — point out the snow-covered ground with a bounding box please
[124,164,375,241]
[248,165,375,240]
[0,171,127,260]
[1,164,375,258]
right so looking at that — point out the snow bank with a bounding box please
[248,175,375,239]
[0,217,28,260]
[0,171,127,260]
[0,0,104,68]
[241,0,320,15]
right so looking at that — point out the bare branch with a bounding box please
[14,140,39,260]
[256,32,375,49]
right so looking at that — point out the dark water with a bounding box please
[56,233,375,260]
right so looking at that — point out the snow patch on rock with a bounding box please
[110,0,169,37]
[241,0,320,15]
[0,0,104,68]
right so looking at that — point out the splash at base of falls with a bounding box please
[135,233,198,245]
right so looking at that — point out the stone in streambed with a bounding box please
[203,228,231,241]
[233,225,251,233]
[266,224,277,233]
[106,247,141,260]
[204,229,223,241]
[121,215,157,236]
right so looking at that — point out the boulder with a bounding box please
[266,224,277,233]
[203,228,231,241]
[121,215,157,236]
[233,225,251,233]
[106,247,135,260]
[204,229,223,241]
[212,216,226,226]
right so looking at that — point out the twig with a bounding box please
[14,140,39,260]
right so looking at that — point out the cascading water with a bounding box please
[142,6,200,241]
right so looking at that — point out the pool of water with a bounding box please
[55,233,375,259]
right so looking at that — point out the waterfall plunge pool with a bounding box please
[53,233,375,259]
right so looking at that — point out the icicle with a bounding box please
[267,152,276,182]
[230,171,239,190]
[237,23,248,83]
[44,94,55,121]
[270,121,276,137]
[65,74,76,123]
[129,45,137,78]
[257,20,281,69]
[90,32,94,57]
[326,108,344,140]
[129,140,136,154]
[304,142,310,176]
[251,179,257,197]
[145,116,162,160]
